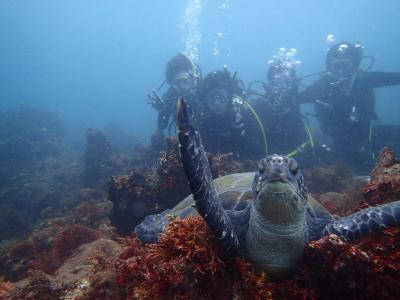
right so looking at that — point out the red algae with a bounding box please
[363,147,400,205]
[28,224,101,275]
[115,216,272,300]
[0,280,14,298]
[4,148,400,299]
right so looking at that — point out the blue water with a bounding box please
[0,0,399,147]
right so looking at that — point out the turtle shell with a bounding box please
[134,172,255,243]
[168,172,255,219]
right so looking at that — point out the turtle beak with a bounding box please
[176,97,195,131]
[265,156,291,184]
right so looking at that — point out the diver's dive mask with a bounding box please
[329,58,354,76]
[172,71,198,95]
[271,71,296,93]
[206,88,231,115]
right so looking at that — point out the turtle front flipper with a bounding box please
[322,200,400,241]
[176,97,240,256]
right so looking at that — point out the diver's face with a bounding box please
[206,88,230,115]
[330,59,354,77]
[172,71,197,95]
[269,69,296,96]
[253,155,307,225]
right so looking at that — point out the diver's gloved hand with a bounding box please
[147,90,166,112]
[231,95,246,136]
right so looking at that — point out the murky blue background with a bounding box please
[0,0,399,148]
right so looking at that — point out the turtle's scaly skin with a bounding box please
[323,201,400,241]
[135,97,400,277]
[177,97,241,255]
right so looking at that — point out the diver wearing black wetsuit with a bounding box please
[148,55,253,159]
[147,53,201,152]
[196,68,253,159]
[249,52,313,162]
[299,42,400,173]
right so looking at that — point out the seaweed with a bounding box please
[115,216,272,300]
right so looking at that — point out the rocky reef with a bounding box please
[363,147,400,205]
[2,147,400,299]
[304,161,365,216]
[0,107,131,246]
[109,137,256,235]
[0,199,114,282]
[0,107,82,242]
[82,128,128,189]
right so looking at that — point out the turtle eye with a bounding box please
[258,159,266,174]
[289,158,298,174]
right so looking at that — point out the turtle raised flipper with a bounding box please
[177,97,240,255]
[323,201,400,241]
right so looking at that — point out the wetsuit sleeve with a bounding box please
[297,79,325,104]
[364,71,400,88]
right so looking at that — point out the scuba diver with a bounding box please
[298,41,400,173]
[147,52,201,147]
[147,53,255,159]
[247,49,314,162]
[196,68,252,158]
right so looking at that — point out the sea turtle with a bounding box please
[135,97,400,277]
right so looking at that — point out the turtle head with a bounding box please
[252,154,308,225]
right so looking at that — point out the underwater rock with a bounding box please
[0,206,28,242]
[316,191,361,217]
[302,234,373,299]
[71,199,114,230]
[53,238,120,300]
[304,162,355,194]
[0,163,82,237]
[109,172,158,235]
[0,200,114,282]
[8,270,61,300]
[109,137,190,235]
[109,137,256,236]
[363,147,400,205]
[297,229,400,299]
[83,128,113,166]
[7,239,121,300]
[156,136,191,207]
[103,122,137,157]
[0,280,13,298]
[0,107,66,169]
[0,107,81,241]
[82,128,127,188]
[209,152,257,178]
[317,192,345,213]
[7,224,101,277]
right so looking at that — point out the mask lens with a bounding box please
[331,59,353,74]
[207,89,229,114]
[173,72,195,92]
